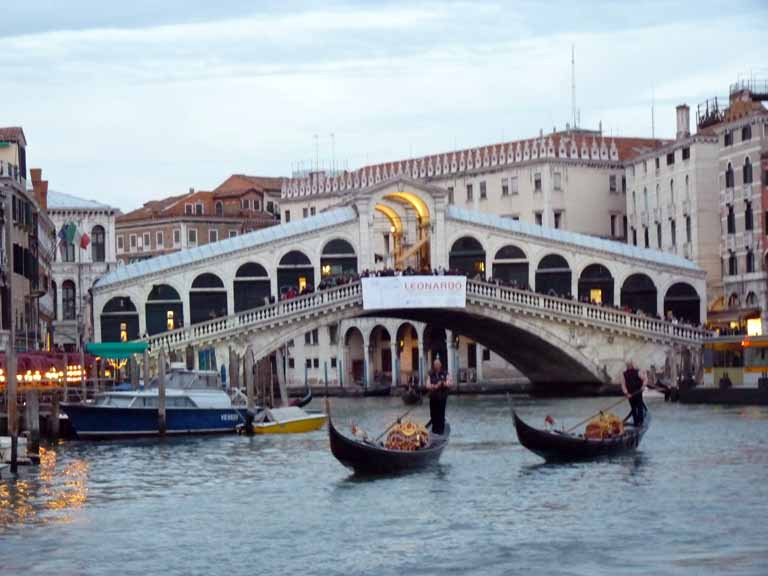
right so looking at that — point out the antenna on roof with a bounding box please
[571,44,577,129]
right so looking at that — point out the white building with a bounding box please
[47,190,119,350]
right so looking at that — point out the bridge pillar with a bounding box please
[475,342,484,383]
[226,284,235,316]
[338,344,348,387]
[390,341,399,388]
[362,332,372,388]
[657,290,665,319]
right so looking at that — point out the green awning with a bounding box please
[86,342,149,359]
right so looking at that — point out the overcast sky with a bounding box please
[3,1,767,212]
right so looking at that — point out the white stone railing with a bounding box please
[144,278,710,353]
[465,281,711,343]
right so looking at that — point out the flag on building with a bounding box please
[80,232,90,249]
[65,222,77,244]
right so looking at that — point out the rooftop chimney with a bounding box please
[30,168,48,210]
[676,104,690,140]
[30,168,42,183]
[189,187,195,194]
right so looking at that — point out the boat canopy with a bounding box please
[86,342,149,359]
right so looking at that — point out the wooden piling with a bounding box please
[50,391,60,440]
[25,389,40,456]
[244,353,255,437]
[158,349,166,436]
[143,348,150,387]
[130,355,139,390]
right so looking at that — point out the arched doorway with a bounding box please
[664,282,700,323]
[621,273,657,316]
[535,254,572,297]
[344,327,365,385]
[449,237,485,276]
[277,250,314,296]
[492,244,528,288]
[370,325,392,385]
[146,284,183,335]
[320,239,357,280]
[396,322,419,384]
[100,296,139,342]
[190,273,227,324]
[234,262,270,312]
[378,190,431,270]
[578,264,614,305]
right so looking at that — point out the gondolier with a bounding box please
[426,357,450,435]
[622,361,646,426]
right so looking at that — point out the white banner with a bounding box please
[362,276,466,310]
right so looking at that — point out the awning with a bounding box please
[707,307,761,325]
[86,342,149,360]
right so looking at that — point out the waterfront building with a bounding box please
[45,182,119,350]
[115,174,280,265]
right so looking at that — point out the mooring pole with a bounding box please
[26,389,40,456]
[158,349,166,436]
[245,352,255,436]
[4,189,18,473]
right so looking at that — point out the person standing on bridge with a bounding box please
[426,356,451,435]
[622,361,646,426]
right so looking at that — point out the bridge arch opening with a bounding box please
[190,273,227,324]
[536,254,572,297]
[146,284,183,335]
[234,262,270,312]
[278,250,314,296]
[100,296,139,342]
[449,236,486,276]
[621,273,657,316]
[370,325,392,385]
[344,326,365,385]
[423,324,448,369]
[321,239,357,280]
[395,322,419,384]
[377,191,431,270]
[492,244,528,288]
[663,282,701,324]
[578,264,614,305]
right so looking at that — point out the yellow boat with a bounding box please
[252,407,327,435]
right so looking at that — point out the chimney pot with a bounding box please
[189,187,194,194]
[676,104,691,140]
[30,168,42,183]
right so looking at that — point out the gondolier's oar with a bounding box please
[565,388,644,433]
[374,406,418,443]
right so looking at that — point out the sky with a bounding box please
[2,0,767,212]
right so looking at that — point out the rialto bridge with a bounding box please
[92,178,708,390]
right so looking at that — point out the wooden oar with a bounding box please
[565,388,644,433]
[374,406,418,443]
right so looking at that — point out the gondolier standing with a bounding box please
[622,361,646,426]
[426,357,451,434]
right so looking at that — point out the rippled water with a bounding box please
[2,397,767,576]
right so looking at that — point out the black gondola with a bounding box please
[401,387,423,405]
[289,389,312,408]
[512,409,651,462]
[363,384,391,397]
[328,411,450,475]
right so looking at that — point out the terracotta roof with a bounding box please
[213,174,284,198]
[0,127,27,146]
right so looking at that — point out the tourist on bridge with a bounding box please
[622,361,646,426]
[426,356,451,435]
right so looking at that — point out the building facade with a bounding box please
[116,175,280,264]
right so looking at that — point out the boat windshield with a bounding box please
[95,395,134,408]
[132,396,197,408]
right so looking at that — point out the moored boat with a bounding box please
[328,409,449,474]
[249,406,327,434]
[289,389,313,408]
[401,387,422,405]
[363,384,391,397]
[512,409,650,462]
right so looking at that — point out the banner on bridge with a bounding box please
[361,276,466,310]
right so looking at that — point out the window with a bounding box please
[632,191,636,211]
[215,201,223,216]
[482,348,491,362]
[610,214,617,237]
[242,198,251,210]
[302,207,308,218]
[331,357,337,369]
[742,124,752,142]
[644,227,649,248]
[643,160,648,174]
[305,358,312,369]
[267,201,274,213]
[510,176,519,195]
[745,200,753,230]
[764,169,768,187]
[313,358,319,369]
[609,175,617,193]
[726,163,735,188]
[329,325,338,345]
[534,211,543,226]
[728,251,737,275]
[448,186,454,204]
[501,178,509,197]
[466,184,474,201]
[632,227,637,246]
[670,179,675,205]
[310,207,316,216]
[621,175,626,194]
[188,228,197,245]
[166,310,175,331]
[129,234,137,250]
[743,157,753,184]
[747,250,755,273]
[534,173,542,192]
[304,331,312,345]
[209,229,218,243]
[656,222,662,249]
[666,152,675,166]
[643,187,649,211]
[724,130,733,147]
[143,232,150,250]
[285,210,291,223]
[682,147,690,161]
[185,203,193,215]
[117,235,124,252]
[195,203,203,216]
[727,205,735,234]
[686,216,692,243]
[479,181,487,199]
[255,200,262,211]
[655,157,660,170]
[288,358,295,369]
[173,229,181,246]
[670,219,676,246]
[62,280,76,320]
[554,211,563,229]
[156,231,164,249]
[553,172,562,191]
[229,230,238,238]
[91,225,105,262]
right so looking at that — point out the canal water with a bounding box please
[1,396,767,576]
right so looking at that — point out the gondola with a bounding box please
[363,384,391,397]
[289,389,313,408]
[512,409,650,462]
[327,410,449,475]
[401,387,422,405]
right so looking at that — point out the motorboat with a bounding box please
[245,406,327,434]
